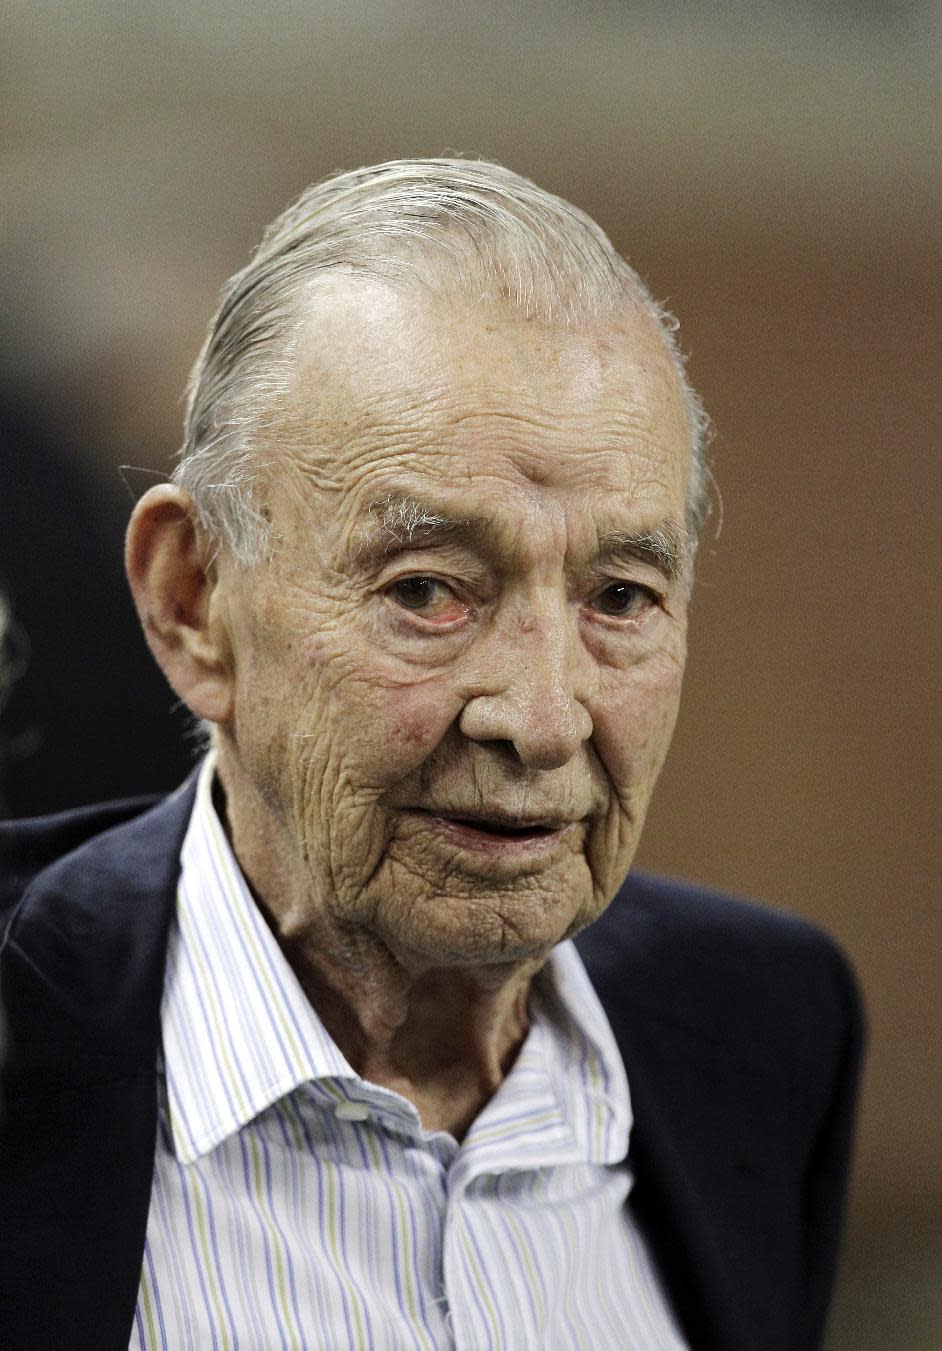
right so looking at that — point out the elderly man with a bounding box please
[0,160,862,1351]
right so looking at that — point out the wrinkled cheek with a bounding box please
[354,678,461,788]
[644,686,683,777]
[579,672,682,905]
[609,687,681,784]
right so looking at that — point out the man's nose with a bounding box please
[458,605,594,770]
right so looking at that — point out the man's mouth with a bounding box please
[413,809,581,854]
[443,816,557,840]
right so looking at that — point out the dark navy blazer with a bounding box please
[0,779,864,1351]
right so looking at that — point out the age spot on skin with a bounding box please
[399,718,438,746]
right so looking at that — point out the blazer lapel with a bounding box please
[0,777,197,1351]
[578,891,798,1351]
[609,1005,772,1351]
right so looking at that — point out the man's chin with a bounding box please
[369,877,597,974]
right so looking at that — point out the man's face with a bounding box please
[218,279,690,973]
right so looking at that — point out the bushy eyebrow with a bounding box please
[358,494,480,552]
[357,492,688,583]
[596,522,689,584]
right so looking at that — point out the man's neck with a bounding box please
[283,951,534,1138]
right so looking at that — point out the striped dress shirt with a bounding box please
[131,756,688,1349]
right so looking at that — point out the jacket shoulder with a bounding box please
[0,780,197,1087]
[0,797,162,931]
[576,870,865,1073]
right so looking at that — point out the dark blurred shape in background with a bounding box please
[2,2,939,1345]
[0,397,194,814]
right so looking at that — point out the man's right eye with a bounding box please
[390,576,442,609]
[387,576,467,623]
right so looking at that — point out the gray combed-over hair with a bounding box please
[176,158,712,565]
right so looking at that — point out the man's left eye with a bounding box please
[590,583,658,618]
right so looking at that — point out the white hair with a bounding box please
[176,158,712,565]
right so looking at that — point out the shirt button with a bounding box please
[334,1101,371,1122]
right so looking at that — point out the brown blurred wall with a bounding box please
[632,209,942,1313]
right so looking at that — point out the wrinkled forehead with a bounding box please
[272,276,690,515]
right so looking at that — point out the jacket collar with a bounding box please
[2,773,199,1093]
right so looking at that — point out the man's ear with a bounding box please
[125,485,234,724]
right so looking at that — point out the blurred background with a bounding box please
[2,1,939,1344]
